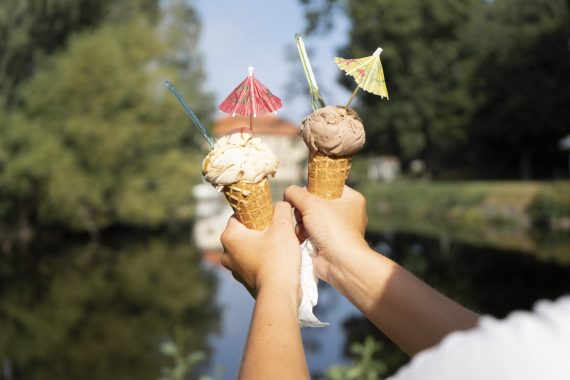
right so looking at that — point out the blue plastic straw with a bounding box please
[164,80,215,149]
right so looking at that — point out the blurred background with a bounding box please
[1,0,569,379]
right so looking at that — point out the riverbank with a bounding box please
[358,180,570,229]
[357,180,570,262]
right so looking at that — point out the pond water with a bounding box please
[1,229,569,379]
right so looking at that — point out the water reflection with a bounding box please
[0,235,219,380]
[368,217,570,264]
[1,229,568,379]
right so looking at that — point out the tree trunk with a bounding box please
[17,201,34,252]
[421,124,434,177]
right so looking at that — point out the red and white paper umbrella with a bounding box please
[218,67,282,132]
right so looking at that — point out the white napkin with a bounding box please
[298,239,328,328]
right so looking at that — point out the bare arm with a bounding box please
[284,186,479,356]
[220,202,309,380]
[240,284,308,379]
[329,243,479,355]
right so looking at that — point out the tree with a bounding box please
[0,0,159,108]
[299,0,570,178]
[301,0,478,173]
[463,0,570,179]
[0,1,214,242]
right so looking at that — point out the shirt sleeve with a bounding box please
[388,296,570,380]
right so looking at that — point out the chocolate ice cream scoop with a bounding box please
[301,106,365,156]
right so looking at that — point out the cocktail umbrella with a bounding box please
[335,47,389,108]
[218,67,282,133]
[295,33,326,111]
[165,80,216,149]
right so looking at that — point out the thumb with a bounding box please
[221,215,248,249]
[284,185,316,214]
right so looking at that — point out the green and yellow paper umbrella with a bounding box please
[335,47,389,108]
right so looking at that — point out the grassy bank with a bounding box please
[358,180,570,230]
[357,181,570,262]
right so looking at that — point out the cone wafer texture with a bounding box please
[223,178,273,230]
[307,151,352,200]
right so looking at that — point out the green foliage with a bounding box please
[0,0,159,108]
[160,331,218,380]
[0,114,100,229]
[529,181,570,225]
[359,180,545,227]
[0,1,214,235]
[359,181,570,227]
[358,180,570,260]
[300,0,570,178]
[302,0,479,165]
[326,337,388,380]
[464,0,570,178]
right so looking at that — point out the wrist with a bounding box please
[257,277,301,307]
[327,242,375,290]
[327,236,369,274]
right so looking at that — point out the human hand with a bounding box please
[220,201,301,303]
[283,185,368,284]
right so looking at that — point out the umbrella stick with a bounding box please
[250,114,254,134]
[346,86,360,108]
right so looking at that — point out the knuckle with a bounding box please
[220,226,234,245]
[273,203,292,222]
[220,230,229,246]
[220,254,231,269]
[355,192,367,207]
[275,203,292,217]
[276,200,291,209]
[283,186,294,200]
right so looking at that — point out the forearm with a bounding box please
[330,247,480,356]
[239,285,309,380]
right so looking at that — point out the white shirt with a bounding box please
[389,296,570,380]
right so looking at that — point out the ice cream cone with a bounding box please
[307,150,352,200]
[202,131,278,230]
[223,177,273,230]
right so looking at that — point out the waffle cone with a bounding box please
[222,177,273,230]
[307,150,352,200]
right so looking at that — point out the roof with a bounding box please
[202,250,223,267]
[213,114,300,137]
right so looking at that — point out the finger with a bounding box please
[294,209,303,224]
[295,222,308,243]
[284,185,315,213]
[272,201,293,224]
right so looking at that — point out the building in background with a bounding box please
[193,115,306,251]
[367,156,401,182]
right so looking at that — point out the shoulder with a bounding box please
[389,296,570,380]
